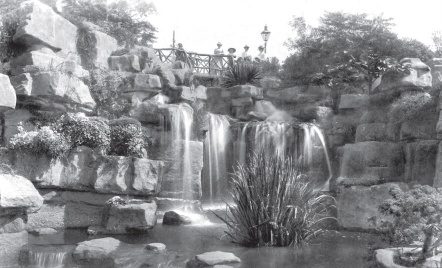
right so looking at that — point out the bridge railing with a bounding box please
[154,48,234,75]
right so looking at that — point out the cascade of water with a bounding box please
[163,103,194,199]
[232,122,332,190]
[29,251,66,268]
[203,114,230,200]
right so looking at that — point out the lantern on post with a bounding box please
[261,25,271,53]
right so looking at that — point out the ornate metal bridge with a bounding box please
[154,48,234,75]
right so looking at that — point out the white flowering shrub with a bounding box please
[9,125,70,158]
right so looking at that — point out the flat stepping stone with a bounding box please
[145,243,166,251]
[186,251,240,267]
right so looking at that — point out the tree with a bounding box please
[433,31,442,57]
[283,12,434,83]
[61,0,157,48]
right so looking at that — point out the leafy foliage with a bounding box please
[283,12,434,84]
[221,63,262,88]
[388,92,435,125]
[109,118,144,157]
[215,152,335,247]
[260,57,281,76]
[9,125,70,158]
[379,185,442,262]
[60,0,157,48]
[76,25,97,70]
[0,9,26,63]
[88,68,132,119]
[54,113,110,153]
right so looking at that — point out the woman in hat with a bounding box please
[227,47,236,65]
[255,45,266,62]
[241,45,252,62]
[213,42,224,75]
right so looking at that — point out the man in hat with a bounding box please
[213,42,224,75]
[255,45,266,62]
[241,45,252,62]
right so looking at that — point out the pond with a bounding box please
[18,203,384,268]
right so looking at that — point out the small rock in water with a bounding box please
[186,251,240,268]
[145,243,166,251]
[162,211,192,225]
[213,265,234,268]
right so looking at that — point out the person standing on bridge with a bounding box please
[213,42,224,75]
[241,45,252,62]
[255,45,266,63]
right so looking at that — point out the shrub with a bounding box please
[9,126,70,158]
[88,68,131,119]
[54,113,110,153]
[379,185,442,263]
[388,92,435,125]
[215,152,335,247]
[0,10,26,64]
[109,118,144,157]
[221,62,262,88]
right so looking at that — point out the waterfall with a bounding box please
[28,251,67,268]
[233,122,332,190]
[203,114,230,200]
[162,103,194,199]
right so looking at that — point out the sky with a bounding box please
[148,0,442,62]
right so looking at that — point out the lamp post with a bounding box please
[261,25,271,53]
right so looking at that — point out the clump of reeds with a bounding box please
[216,151,335,247]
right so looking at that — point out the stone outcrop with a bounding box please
[8,148,164,196]
[102,199,157,234]
[338,94,369,110]
[398,58,432,88]
[337,183,409,230]
[339,141,405,182]
[0,74,17,112]
[87,30,118,68]
[404,140,439,186]
[108,55,141,72]
[13,0,78,57]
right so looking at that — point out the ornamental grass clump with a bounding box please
[216,152,335,247]
[221,62,262,88]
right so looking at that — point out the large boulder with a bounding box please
[0,231,28,267]
[132,158,164,195]
[103,199,157,234]
[355,123,389,142]
[89,30,118,68]
[29,71,95,107]
[337,183,409,230]
[108,55,140,72]
[339,141,405,182]
[404,140,439,186]
[399,58,432,88]
[72,237,121,267]
[94,156,132,194]
[228,85,263,99]
[0,74,17,112]
[339,94,369,110]
[0,173,43,214]
[13,0,78,57]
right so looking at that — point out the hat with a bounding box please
[244,45,249,48]
[178,43,183,47]
[217,42,222,46]
[228,48,236,53]
[258,45,264,49]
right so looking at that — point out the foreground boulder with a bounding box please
[0,173,43,214]
[186,251,241,268]
[162,211,191,225]
[72,237,121,267]
[102,199,157,234]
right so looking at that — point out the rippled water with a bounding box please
[18,211,383,268]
